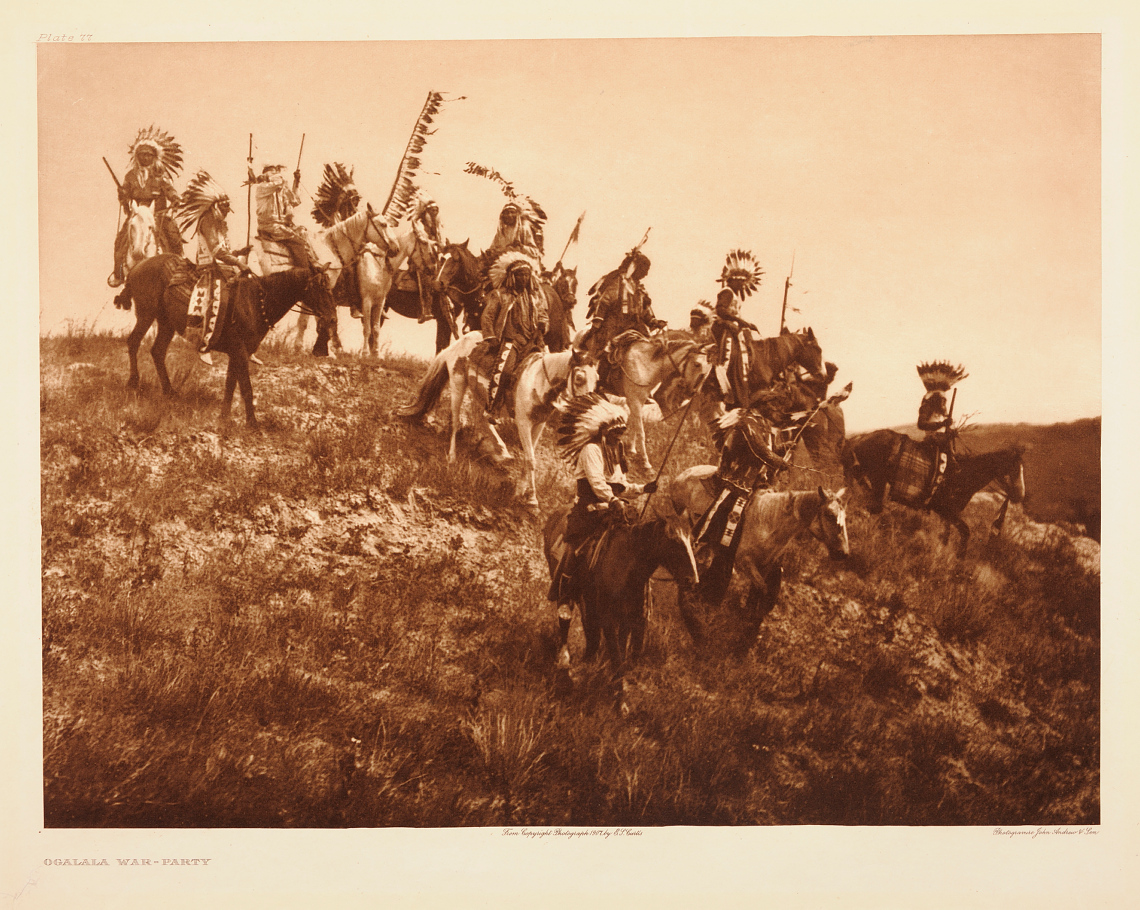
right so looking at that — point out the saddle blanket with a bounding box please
[891,437,940,506]
[187,272,233,353]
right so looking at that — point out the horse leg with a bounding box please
[517,407,541,507]
[233,353,258,428]
[448,365,467,463]
[626,395,653,474]
[126,310,154,391]
[949,515,970,557]
[220,357,239,424]
[292,313,308,351]
[149,321,176,397]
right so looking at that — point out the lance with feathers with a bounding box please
[556,211,586,268]
[381,91,449,227]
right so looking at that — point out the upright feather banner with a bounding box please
[380,91,454,227]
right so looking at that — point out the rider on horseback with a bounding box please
[711,249,764,408]
[547,394,656,669]
[249,162,312,270]
[408,196,446,324]
[480,252,549,419]
[485,199,546,269]
[109,127,184,288]
[917,360,968,490]
[176,171,250,365]
[581,247,665,363]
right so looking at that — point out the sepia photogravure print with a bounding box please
[16,10,1136,906]
[37,33,1101,831]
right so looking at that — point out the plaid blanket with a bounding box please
[891,437,937,506]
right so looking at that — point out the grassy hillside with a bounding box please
[41,327,1099,826]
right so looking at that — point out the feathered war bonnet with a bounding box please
[311,162,361,227]
[128,125,183,176]
[718,249,764,297]
[488,250,540,290]
[555,393,629,465]
[916,361,969,393]
[175,170,230,236]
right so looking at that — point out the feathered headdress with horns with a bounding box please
[464,161,548,229]
[380,91,463,227]
[129,125,183,177]
[488,250,539,290]
[916,361,969,392]
[554,393,629,465]
[175,170,229,235]
[311,162,361,227]
[718,249,764,298]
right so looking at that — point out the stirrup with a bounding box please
[249,353,264,365]
[199,351,214,366]
[107,272,123,288]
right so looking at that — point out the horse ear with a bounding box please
[807,327,816,340]
[818,485,827,501]
[836,487,847,501]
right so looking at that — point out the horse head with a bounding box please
[566,347,599,399]
[1000,447,1027,504]
[438,240,485,329]
[811,486,850,559]
[793,326,825,380]
[637,512,700,590]
[127,201,157,264]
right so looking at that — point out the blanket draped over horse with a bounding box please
[845,430,1026,556]
[124,253,335,426]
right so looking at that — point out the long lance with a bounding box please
[295,133,306,189]
[779,250,795,333]
[246,134,253,247]
[639,363,711,520]
[556,211,586,268]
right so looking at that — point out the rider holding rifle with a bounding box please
[916,360,968,486]
[107,126,184,287]
[248,146,311,270]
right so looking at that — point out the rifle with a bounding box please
[779,250,795,333]
[103,157,126,212]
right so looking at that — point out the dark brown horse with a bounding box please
[124,253,336,427]
[373,240,483,354]
[543,504,698,675]
[542,262,578,352]
[846,430,1026,556]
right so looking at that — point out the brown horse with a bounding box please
[666,468,850,651]
[383,240,486,353]
[124,253,336,427]
[542,262,578,352]
[543,502,699,677]
[846,430,1026,556]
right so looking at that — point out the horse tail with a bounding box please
[395,352,450,418]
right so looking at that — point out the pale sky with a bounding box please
[38,36,1100,432]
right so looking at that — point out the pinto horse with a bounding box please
[543,502,699,683]
[846,430,1026,556]
[600,330,712,475]
[666,466,850,651]
[395,332,598,506]
[123,253,336,427]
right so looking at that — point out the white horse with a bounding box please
[123,201,157,280]
[301,207,418,357]
[396,333,599,506]
[599,331,712,476]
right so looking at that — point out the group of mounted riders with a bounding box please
[106,124,974,673]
